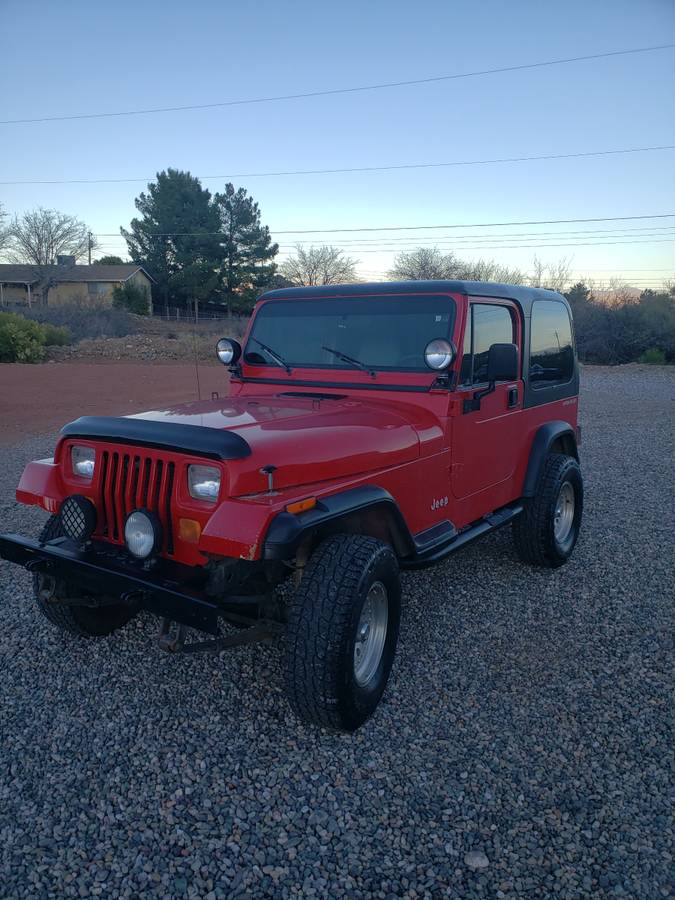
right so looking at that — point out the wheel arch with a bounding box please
[263,486,415,562]
[522,421,579,498]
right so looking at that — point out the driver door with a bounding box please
[450,300,523,502]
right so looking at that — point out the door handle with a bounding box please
[507,387,519,408]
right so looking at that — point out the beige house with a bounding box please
[0,257,154,310]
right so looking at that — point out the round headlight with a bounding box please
[424,338,455,371]
[216,338,242,366]
[124,510,161,559]
[59,494,97,544]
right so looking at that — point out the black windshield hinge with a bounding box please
[463,381,495,413]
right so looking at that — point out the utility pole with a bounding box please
[88,231,93,265]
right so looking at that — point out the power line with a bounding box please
[275,225,675,247]
[273,214,675,236]
[2,44,673,126]
[93,212,675,237]
[97,225,675,250]
[4,144,674,185]
[274,238,675,253]
[276,234,675,251]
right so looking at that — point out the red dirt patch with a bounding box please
[0,361,229,444]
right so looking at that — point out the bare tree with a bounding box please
[0,202,10,259]
[528,256,572,292]
[8,207,97,265]
[388,247,463,280]
[280,245,359,286]
[458,258,526,283]
[388,247,525,283]
[606,277,641,305]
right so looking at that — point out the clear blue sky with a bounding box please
[1,0,674,287]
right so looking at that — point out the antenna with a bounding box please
[192,298,202,400]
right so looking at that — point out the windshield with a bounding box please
[245,295,456,373]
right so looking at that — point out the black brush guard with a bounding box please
[0,532,279,645]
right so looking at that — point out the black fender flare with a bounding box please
[262,485,415,561]
[522,421,579,497]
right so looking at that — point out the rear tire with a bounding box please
[284,534,401,731]
[34,515,136,637]
[513,453,583,568]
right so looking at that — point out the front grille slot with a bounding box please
[98,450,175,554]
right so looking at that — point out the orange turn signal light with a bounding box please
[285,497,317,515]
[178,518,202,543]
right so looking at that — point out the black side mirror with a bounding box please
[487,342,518,382]
[463,343,519,414]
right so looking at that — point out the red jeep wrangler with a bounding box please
[0,281,582,731]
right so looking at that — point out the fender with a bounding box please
[16,458,63,512]
[263,486,415,560]
[522,421,579,497]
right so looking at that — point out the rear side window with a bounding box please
[460,303,515,384]
[529,301,574,388]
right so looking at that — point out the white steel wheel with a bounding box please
[554,481,576,545]
[353,581,389,688]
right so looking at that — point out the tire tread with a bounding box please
[513,453,582,567]
[284,534,398,730]
[34,515,134,637]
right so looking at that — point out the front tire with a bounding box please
[513,453,583,567]
[284,534,401,731]
[34,515,136,637]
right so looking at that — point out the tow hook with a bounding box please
[158,618,187,652]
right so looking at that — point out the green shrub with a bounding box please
[41,323,71,346]
[0,312,47,363]
[639,347,666,365]
[22,306,134,341]
[112,282,150,315]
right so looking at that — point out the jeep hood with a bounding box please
[129,393,442,495]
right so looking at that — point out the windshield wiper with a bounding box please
[322,346,376,378]
[250,337,292,374]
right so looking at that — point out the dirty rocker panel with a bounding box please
[403,503,524,569]
[61,416,251,461]
[0,532,224,634]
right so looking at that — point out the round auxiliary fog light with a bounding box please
[124,510,162,560]
[59,495,97,544]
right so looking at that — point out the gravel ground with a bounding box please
[0,367,673,898]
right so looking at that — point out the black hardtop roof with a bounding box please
[259,280,566,312]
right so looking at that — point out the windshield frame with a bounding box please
[242,292,457,377]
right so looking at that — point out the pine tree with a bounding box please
[122,169,221,313]
[213,183,278,315]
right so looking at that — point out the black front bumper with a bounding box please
[0,533,222,635]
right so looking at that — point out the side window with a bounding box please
[529,300,574,388]
[460,303,515,385]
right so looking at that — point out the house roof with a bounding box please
[0,263,155,285]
